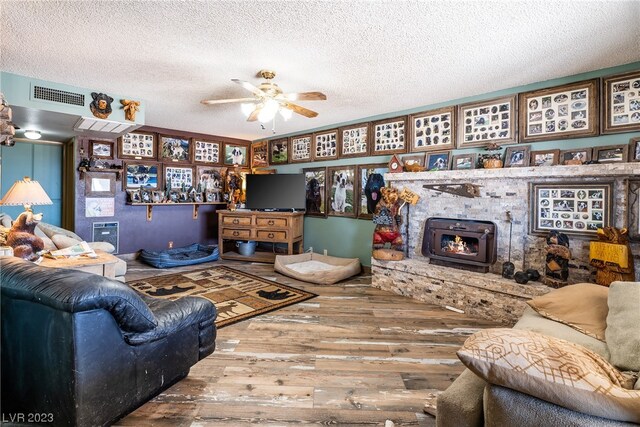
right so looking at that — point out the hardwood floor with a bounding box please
[117,259,500,426]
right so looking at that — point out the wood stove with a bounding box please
[422,218,497,273]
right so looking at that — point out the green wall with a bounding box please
[268,62,640,267]
[1,141,63,225]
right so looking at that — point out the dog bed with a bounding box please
[140,243,219,268]
[274,252,361,285]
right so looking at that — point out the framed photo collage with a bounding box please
[250,70,640,171]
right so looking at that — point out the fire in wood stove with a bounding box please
[441,234,479,256]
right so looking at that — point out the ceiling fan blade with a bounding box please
[247,107,261,122]
[232,79,266,97]
[281,101,318,118]
[283,91,327,101]
[200,98,256,105]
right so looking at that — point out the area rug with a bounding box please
[128,266,317,328]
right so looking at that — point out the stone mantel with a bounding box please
[385,163,639,183]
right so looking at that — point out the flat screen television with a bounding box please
[245,174,306,211]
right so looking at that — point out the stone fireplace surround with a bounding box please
[371,163,639,324]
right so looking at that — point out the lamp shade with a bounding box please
[0,177,53,207]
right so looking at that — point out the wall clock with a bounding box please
[388,154,403,173]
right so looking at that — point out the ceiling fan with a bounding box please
[201,70,326,123]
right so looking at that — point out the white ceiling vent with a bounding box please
[32,85,85,106]
[73,116,139,137]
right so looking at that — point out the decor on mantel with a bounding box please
[543,231,571,288]
[372,187,405,261]
[423,183,481,198]
[478,142,504,168]
[388,154,403,173]
[589,227,636,286]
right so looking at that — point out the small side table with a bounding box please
[38,250,119,279]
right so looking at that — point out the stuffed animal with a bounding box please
[90,92,114,119]
[372,187,404,260]
[6,211,44,261]
[364,173,385,215]
[590,227,635,286]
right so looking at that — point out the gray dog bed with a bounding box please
[274,252,361,285]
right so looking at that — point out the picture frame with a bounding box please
[326,165,356,217]
[338,123,370,158]
[313,130,339,161]
[223,143,249,167]
[85,197,115,217]
[630,137,640,162]
[593,144,628,164]
[159,134,192,164]
[371,116,407,155]
[118,131,156,160]
[356,163,388,220]
[85,171,116,197]
[457,95,517,148]
[289,134,313,163]
[530,149,560,167]
[196,166,224,193]
[504,145,531,167]
[629,180,640,241]
[410,106,456,152]
[126,189,142,204]
[303,167,328,218]
[451,153,478,170]
[163,165,194,189]
[519,79,599,143]
[251,140,269,168]
[89,140,114,159]
[193,138,221,165]
[559,148,592,165]
[123,161,161,190]
[425,150,452,171]
[601,70,640,134]
[529,182,613,237]
[269,138,289,164]
[401,154,425,169]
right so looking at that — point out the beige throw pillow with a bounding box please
[457,328,640,423]
[606,281,640,372]
[527,283,608,341]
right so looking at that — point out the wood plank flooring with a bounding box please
[117,259,500,426]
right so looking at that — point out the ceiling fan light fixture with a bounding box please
[240,103,255,117]
[24,130,42,140]
[257,99,280,123]
[279,107,293,121]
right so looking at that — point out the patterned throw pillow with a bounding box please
[457,328,640,423]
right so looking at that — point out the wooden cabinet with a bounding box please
[217,210,304,263]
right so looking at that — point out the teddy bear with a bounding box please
[6,211,45,261]
[372,186,404,260]
[590,227,635,286]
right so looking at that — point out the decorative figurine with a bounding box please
[372,187,404,261]
[89,92,114,119]
[543,230,571,288]
[120,99,141,121]
[590,227,636,286]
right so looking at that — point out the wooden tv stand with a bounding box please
[217,210,304,263]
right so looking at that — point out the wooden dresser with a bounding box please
[217,210,304,263]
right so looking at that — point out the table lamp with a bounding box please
[0,176,53,260]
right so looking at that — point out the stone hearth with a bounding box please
[372,163,639,323]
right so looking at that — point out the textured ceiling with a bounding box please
[2,1,639,141]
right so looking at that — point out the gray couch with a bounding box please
[436,306,638,426]
[0,213,127,281]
